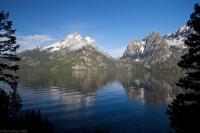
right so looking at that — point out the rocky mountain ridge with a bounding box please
[43,32,96,52]
[18,33,115,70]
[18,25,192,70]
[122,25,191,64]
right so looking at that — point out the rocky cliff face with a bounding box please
[122,26,191,64]
[142,32,171,63]
[123,40,144,60]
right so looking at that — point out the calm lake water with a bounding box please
[18,69,181,133]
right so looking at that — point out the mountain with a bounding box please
[18,33,115,71]
[164,25,191,40]
[122,25,191,64]
[44,32,96,52]
[18,26,192,71]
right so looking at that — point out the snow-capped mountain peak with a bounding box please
[164,25,191,40]
[85,36,95,43]
[44,32,96,52]
[122,25,192,63]
[164,25,191,48]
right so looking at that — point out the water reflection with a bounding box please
[19,70,115,109]
[18,69,182,132]
[118,70,179,106]
[19,69,181,108]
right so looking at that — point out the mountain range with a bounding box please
[18,25,191,70]
[122,25,191,63]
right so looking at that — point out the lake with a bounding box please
[18,69,181,133]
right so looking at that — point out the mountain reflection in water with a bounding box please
[18,69,182,133]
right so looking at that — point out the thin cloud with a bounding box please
[17,34,54,52]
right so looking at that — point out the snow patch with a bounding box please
[135,58,140,62]
[43,33,97,52]
[140,41,145,53]
[165,38,186,49]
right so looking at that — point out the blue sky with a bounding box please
[0,0,199,57]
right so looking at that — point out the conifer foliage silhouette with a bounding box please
[167,4,200,133]
[0,11,20,88]
[0,11,54,132]
[0,11,22,122]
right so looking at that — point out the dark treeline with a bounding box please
[167,3,200,133]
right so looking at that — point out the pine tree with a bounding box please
[167,4,200,133]
[177,4,200,93]
[0,11,54,132]
[0,11,20,90]
[0,11,22,123]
